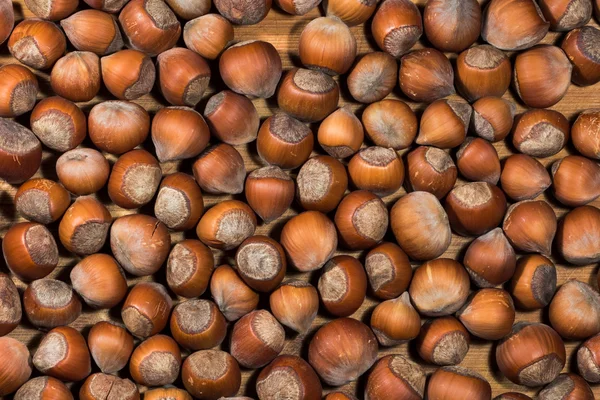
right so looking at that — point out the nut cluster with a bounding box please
[0,0,599,398]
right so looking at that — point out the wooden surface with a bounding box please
[1,0,600,398]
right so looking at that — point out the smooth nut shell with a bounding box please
[8,19,66,69]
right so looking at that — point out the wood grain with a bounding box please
[1,0,599,398]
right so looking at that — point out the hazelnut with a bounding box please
[30,96,86,152]
[405,146,457,199]
[210,264,259,321]
[296,156,347,213]
[482,0,549,50]
[390,191,452,260]
[129,335,181,387]
[33,326,91,382]
[196,200,257,250]
[445,182,507,236]
[324,0,376,26]
[79,373,139,400]
[416,316,470,366]
[24,279,81,328]
[500,154,551,201]
[156,47,211,107]
[155,173,204,231]
[2,222,58,282]
[514,45,572,108]
[416,99,472,149]
[145,388,192,400]
[83,0,129,12]
[269,280,319,333]
[204,90,259,145]
[280,211,337,271]
[14,377,73,400]
[24,0,77,20]
[503,200,556,255]
[182,350,241,400]
[170,299,226,350]
[471,96,517,142]
[365,242,412,300]
[456,137,501,184]
[348,146,404,196]
[325,393,359,400]
[152,107,210,163]
[256,355,322,400]
[166,0,211,19]
[108,149,162,209]
[572,109,600,159]
[257,112,314,168]
[539,0,592,31]
[371,0,422,57]
[318,255,367,317]
[424,0,481,53]
[50,52,100,102]
[513,109,570,158]
[214,0,271,24]
[0,273,21,336]
[370,292,421,346]
[399,48,455,103]
[14,178,70,224]
[61,10,123,55]
[509,254,557,310]
[362,99,417,150]
[334,190,388,250]
[235,235,286,292]
[230,309,285,368]
[58,196,112,256]
[122,282,173,339]
[0,0,13,46]
[100,49,156,100]
[0,337,31,396]
[184,14,233,60]
[562,26,600,86]
[277,68,340,122]
[88,321,134,374]
[347,52,397,103]
[557,205,600,265]
[308,318,378,386]
[299,16,356,75]
[0,64,38,118]
[494,393,532,400]
[541,374,595,400]
[457,288,516,340]
[88,100,150,154]
[496,322,566,387]
[192,144,246,194]
[0,118,42,184]
[245,166,295,222]
[365,355,426,400]
[549,280,600,340]
[55,148,110,195]
[317,106,364,158]
[119,0,181,56]
[463,228,516,288]
[166,239,214,298]
[70,254,127,309]
[277,0,319,15]
[409,258,470,317]
[456,45,511,101]
[8,19,66,69]
[577,333,600,382]
[220,40,282,98]
[552,155,600,207]
[427,367,492,400]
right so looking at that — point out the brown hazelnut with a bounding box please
[482,0,549,50]
[348,146,404,196]
[370,292,421,346]
[257,112,314,168]
[245,166,295,222]
[0,0,13,46]
[61,10,123,55]
[152,106,210,163]
[184,14,233,60]
[145,388,192,400]
[235,235,286,292]
[539,0,592,31]
[170,299,226,350]
[166,0,211,19]
[256,355,322,400]
[416,316,470,366]
[210,264,259,321]
[445,182,507,236]
[538,373,595,400]
[155,173,204,231]
[0,337,31,396]
[130,335,181,387]
[0,119,41,184]
[14,377,73,400]
[494,393,532,400]
[88,100,149,154]
[100,49,156,100]
[8,19,66,69]
[280,211,337,271]
[308,318,378,386]
[88,321,134,374]
[192,144,246,194]
[108,149,162,209]
[269,280,319,333]
[33,326,91,382]
[220,40,282,98]
[2,222,58,282]
[182,350,241,400]
[464,228,516,288]
[59,196,112,256]
[204,90,259,145]
[15,178,70,224]
[24,0,78,20]
[0,64,38,118]
[503,200,556,255]
[83,0,129,12]
[24,279,81,328]
[196,200,257,250]
[509,254,557,310]
[51,52,100,102]
[471,96,517,142]
[365,355,426,400]
[317,106,364,158]
[427,367,492,400]
[513,109,570,157]
[500,154,551,201]
[122,283,173,339]
[79,373,139,400]
[399,48,455,103]
[324,0,376,26]
[365,242,412,300]
[214,0,271,24]
[157,47,211,107]
[325,392,359,400]
[424,0,481,53]
[457,288,515,340]
[456,137,501,184]
[572,109,600,159]
[557,205,600,265]
[409,258,470,316]
[110,214,171,276]
[577,333,600,383]
[296,156,347,213]
[562,26,600,86]
[318,255,367,317]
[334,190,388,250]
[549,280,600,340]
[362,99,417,150]
[55,148,110,195]
[0,273,21,336]
[70,254,127,309]
[416,99,472,149]
[166,239,214,298]
[347,52,397,103]
[277,0,319,15]
[552,155,600,207]
[405,147,457,199]
[231,309,285,368]
[456,45,511,101]
[371,0,422,58]
[30,96,86,152]
[390,191,452,260]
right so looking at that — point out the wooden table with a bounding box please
[1,0,599,398]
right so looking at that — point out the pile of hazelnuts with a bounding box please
[0,0,599,398]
